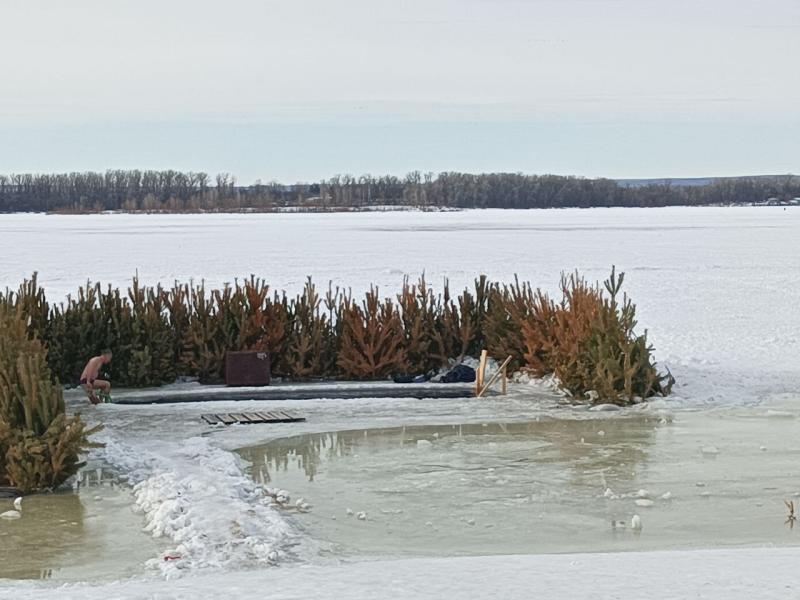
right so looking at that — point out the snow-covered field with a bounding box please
[2,207,800,599]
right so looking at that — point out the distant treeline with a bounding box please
[0,170,798,212]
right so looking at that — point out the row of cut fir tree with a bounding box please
[2,268,673,402]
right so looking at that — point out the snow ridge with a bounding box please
[97,435,303,578]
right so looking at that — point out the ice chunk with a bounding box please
[589,403,621,412]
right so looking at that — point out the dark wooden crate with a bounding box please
[224,351,271,387]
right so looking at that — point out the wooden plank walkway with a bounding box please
[201,411,305,425]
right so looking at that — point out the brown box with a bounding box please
[224,351,271,387]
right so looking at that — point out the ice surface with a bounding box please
[235,412,800,557]
[1,207,799,378]
[5,547,800,600]
[2,207,800,598]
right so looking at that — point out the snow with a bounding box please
[1,207,798,376]
[2,207,800,597]
[5,548,800,600]
[97,434,306,578]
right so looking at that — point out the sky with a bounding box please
[0,0,798,183]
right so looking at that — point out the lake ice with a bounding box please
[2,207,799,599]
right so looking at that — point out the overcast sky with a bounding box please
[0,0,798,183]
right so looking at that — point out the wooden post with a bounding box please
[478,355,513,398]
[501,363,507,395]
[476,349,488,396]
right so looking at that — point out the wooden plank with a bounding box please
[279,411,306,422]
[241,411,269,423]
[205,411,305,425]
[217,413,237,425]
[283,412,305,423]
[478,355,513,398]
[476,349,488,395]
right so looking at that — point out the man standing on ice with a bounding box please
[79,349,113,405]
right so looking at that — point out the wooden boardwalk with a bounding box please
[201,410,305,425]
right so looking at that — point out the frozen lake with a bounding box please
[3,207,800,599]
[1,207,799,377]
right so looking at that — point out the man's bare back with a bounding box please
[80,350,113,405]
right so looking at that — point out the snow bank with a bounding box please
[98,435,302,578]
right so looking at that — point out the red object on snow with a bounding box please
[164,554,182,561]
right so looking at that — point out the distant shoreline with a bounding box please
[2,170,798,213]
[0,202,796,216]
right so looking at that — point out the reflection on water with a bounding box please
[240,418,655,488]
[238,413,800,558]
[0,466,161,581]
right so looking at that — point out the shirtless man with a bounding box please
[80,350,113,405]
